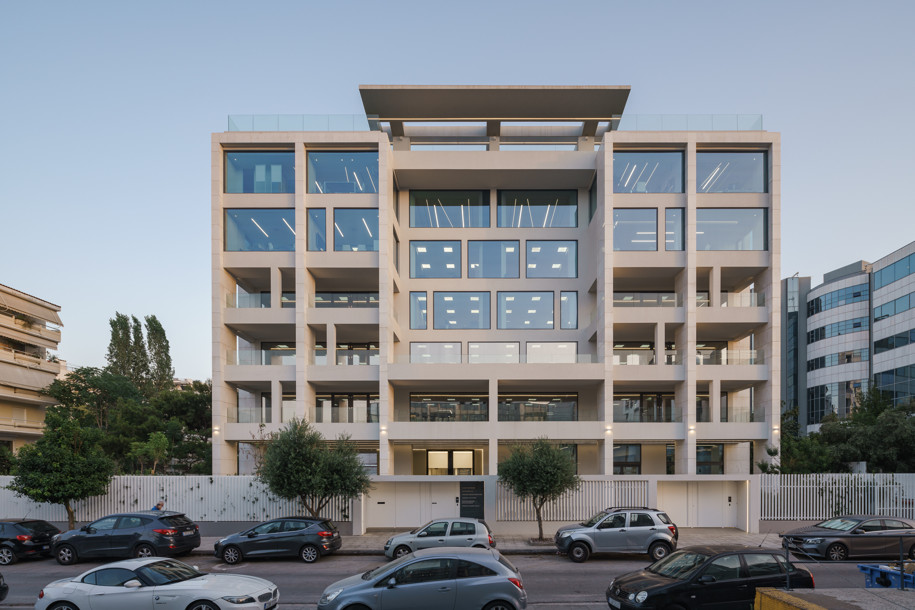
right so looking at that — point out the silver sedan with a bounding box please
[35,557,278,610]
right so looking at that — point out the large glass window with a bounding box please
[468,342,520,364]
[334,209,378,251]
[526,342,577,363]
[307,209,325,251]
[527,241,577,278]
[410,342,461,363]
[697,444,725,474]
[613,151,684,193]
[807,283,868,316]
[560,292,577,329]
[613,209,657,251]
[498,292,553,329]
[696,209,767,251]
[225,151,294,194]
[665,208,684,251]
[468,241,519,278]
[225,209,295,251]
[315,394,379,423]
[410,292,427,330]
[875,253,915,289]
[409,394,487,422]
[614,444,642,474]
[433,292,490,329]
[498,394,578,422]
[307,151,378,194]
[697,151,767,193]
[410,241,461,278]
[613,393,678,422]
[497,190,577,228]
[410,190,489,228]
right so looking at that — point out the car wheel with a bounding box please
[909,544,915,560]
[472,544,487,549]
[483,601,515,610]
[344,606,370,610]
[56,544,78,565]
[222,545,242,565]
[0,546,17,565]
[393,545,412,558]
[826,542,848,561]
[568,541,590,563]
[48,603,81,610]
[186,602,218,610]
[134,543,157,558]
[300,544,319,563]
[649,541,672,561]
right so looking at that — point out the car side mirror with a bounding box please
[123,579,142,589]
[854,529,865,535]
[80,525,90,532]
[387,577,397,588]
[698,575,717,584]
[417,531,427,537]
[247,532,258,538]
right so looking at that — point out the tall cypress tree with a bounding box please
[145,315,174,392]
[128,315,151,391]
[105,312,132,377]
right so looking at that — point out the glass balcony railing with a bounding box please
[613,350,655,365]
[228,114,373,132]
[313,292,379,308]
[227,293,270,308]
[695,349,763,365]
[696,293,710,308]
[281,292,295,308]
[395,353,598,364]
[227,349,295,365]
[613,405,682,423]
[408,401,488,422]
[336,349,380,366]
[720,292,765,307]
[617,114,763,131]
[721,406,755,422]
[613,292,680,307]
[315,403,379,423]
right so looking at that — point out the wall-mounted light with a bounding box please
[213,426,220,435]
[689,425,695,433]
[605,426,612,434]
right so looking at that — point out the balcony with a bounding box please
[613,404,682,423]
[408,399,487,422]
[312,346,379,366]
[227,348,295,366]
[614,292,680,308]
[695,349,763,365]
[398,353,597,365]
[313,292,379,308]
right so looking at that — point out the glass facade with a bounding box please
[613,209,657,251]
[697,151,767,193]
[613,151,684,193]
[875,252,915,289]
[410,292,427,329]
[333,209,378,251]
[433,292,490,329]
[613,393,678,422]
[225,151,294,194]
[468,342,519,364]
[874,290,915,321]
[808,381,863,425]
[468,241,519,278]
[560,292,577,329]
[410,342,461,363]
[410,241,461,278]
[696,444,725,474]
[307,208,326,251]
[307,151,379,194]
[807,348,869,372]
[498,292,553,329]
[409,394,487,422]
[526,341,577,363]
[410,190,489,228]
[696,209,767,251]
[613,444,641,475]
[225,209,295,251]
[874,328,915,355]
[665,208,684,251]
[498,394,578,422]
[807,317,869,344]
[315,394,379,423]
[314,292,378,308]
[526,241,577,278]
[497,190,577,228]
[875,365,915,407]
[807,283,868,316]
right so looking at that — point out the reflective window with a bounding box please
[527,241,577,278]
[409,394,487,421]
[468,342,520,364]
[613,444,641,475]
[613,151,684,193]
[613,208,657,251]
[498,190,577,227]
[696,444,724,475]
[410,292,427,330]
[333,209,378,251]
[410,342,461,363]
[498,292,553,329]
[874,291,915,321]
[498,393,578,422]
[315,394,379,423]
[665,208,684,251]
[560,292,577,329]
[410,241,461,278]
[875,253,915,289]
[433,292,490,329]
[696,209,767,251]
[527,341,577,363]
[874,329,915,355]
[307,151,378,194]
[225,209,295,251]
[410,190,489,228]
[697,151,767,193]
[468,241,519,278]
[808,284,868,316]
[225,151,294,193]
[307,209,325,251]
[807,317,869,344]
[589,179,598,221]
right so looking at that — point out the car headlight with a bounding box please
[222,595,255,604]
[636,591,648,603]
[218,538,227,545]
[804,538,824,544]
[320,588,344,604]
[385,537,392,547]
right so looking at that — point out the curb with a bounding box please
[190,546,559,557]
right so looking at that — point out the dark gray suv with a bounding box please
[555,506,678,562]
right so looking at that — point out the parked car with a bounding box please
[52,510,200,565]
[35,557,278,610]
[0,570,7,602]
[384,518,495,559]
[605,545,814,609]
[555,507,678,562]
[214,517,341,564]
[782,514,915,561]
[318,547,525,610]
[0,518,60,564]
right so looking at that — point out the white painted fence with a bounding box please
[0,476,350,523]
[497,478,648,521]
[761,473,915,520]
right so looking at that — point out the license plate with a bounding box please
[608,597,621,608]
[182,530,194,536]
[42,545,49,550]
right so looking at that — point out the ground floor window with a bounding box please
[613,444,641,474]
[697,444,725,474]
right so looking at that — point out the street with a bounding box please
[0,553,870,609]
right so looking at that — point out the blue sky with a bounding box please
[1,1,913,380]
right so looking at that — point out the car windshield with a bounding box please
[582,510,611,527]
[647,551,710,580]
[136,560,204,585]
[815,518,861,531]
[363,555,412,580]
[20,520,58,534]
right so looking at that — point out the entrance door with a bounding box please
[459,482,484,519]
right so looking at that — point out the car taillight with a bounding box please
[38,590,44,599]
[16,534,32,542]
[318,530,333,537]
[810,572,815,588]
[488,534,494,545]
[154,528,178,535]
[668,525,677,537]
[508,577,524,590]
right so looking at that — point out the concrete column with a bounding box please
[327,323,337,366]
[488,438,499,476]
[488,378,499,475]
[271,267,282,309]
[710,266,721,308]
[655,322,665,365]
[711,378,721,423]
[351,494,366,535]
[271,379,282,424]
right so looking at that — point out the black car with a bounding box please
[0,518,60,565]
[215,517,341,564]
[0,571,7,601]
[605,546,814,609]
[52,511,200,565]
[782,514,915,561]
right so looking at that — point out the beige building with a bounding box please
[0,283,62,451]
[212,86,780,530]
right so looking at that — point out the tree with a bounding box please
[145,315,174,393]
[105,312,174,396]
[128,432,169,474]
[757,407,840,474]
[44,366,142,431]
[7,407,114,529]
[129,315,150,391]
[105,312,131,378]
[257,419,372,518]
[498,438,580,540]
[0,444,13,475]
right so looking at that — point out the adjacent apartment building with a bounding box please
[212,86,780,531]
[783,240,915,430]
[0,283,62,451]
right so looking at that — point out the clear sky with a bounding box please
[1,0,913,381]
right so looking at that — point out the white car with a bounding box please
[35,557,278,610]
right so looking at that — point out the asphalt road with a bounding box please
[0,553,870,609]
